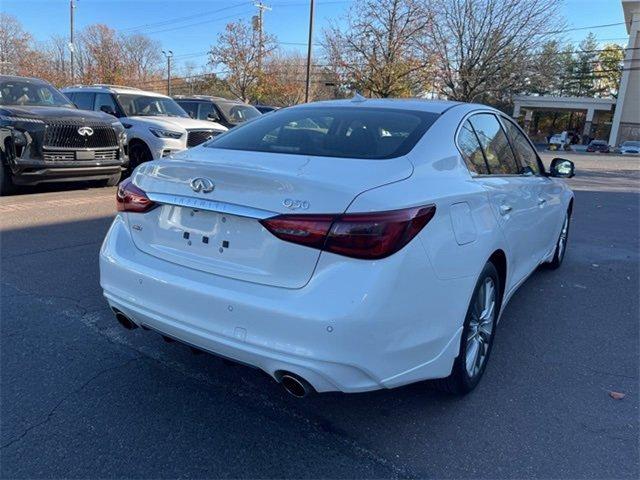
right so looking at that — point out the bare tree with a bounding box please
[428,0,563,103]
[208,20,276,102]
[120,33,163,87]
[322,0,433,98]
[0,13,34,75]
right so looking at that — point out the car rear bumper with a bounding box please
[100,214,472,393]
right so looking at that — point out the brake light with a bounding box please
[261,205,435,259]
[116,178,155,213]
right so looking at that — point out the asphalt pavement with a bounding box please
[1,153,638,479]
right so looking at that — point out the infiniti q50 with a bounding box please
[100,98,575,397]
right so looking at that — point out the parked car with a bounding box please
[101,98,574,397]
[254,105,279,114]
[62,85,227,171]
[586,139,610,153]
[0,75,127,195]
[174,95,261,129]
[618,140,640,155]
[548,132,571,151]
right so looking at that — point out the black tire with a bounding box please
[127,142,152,175]
[100,172,122,187]
[435,262,501,395]
[0,160,16,196]
[545,210,570,270]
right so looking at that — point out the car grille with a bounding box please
[44,121,119,149]
[187,129,217,147]
[43,148,119,161]
[43,150,75,161]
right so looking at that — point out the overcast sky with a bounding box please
[3,0,630,75]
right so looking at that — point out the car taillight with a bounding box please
[261,205,436,260]
[116,178,155,213]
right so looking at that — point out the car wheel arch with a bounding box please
[488,249,507,307]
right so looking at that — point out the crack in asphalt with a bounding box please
[0,357,140,450]
[2,280,418,479]
[1,240,103,260]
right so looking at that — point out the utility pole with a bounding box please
[254,2,271,71]
[162,50,173,96]
[69,0,75,83]
[304,0,315,103]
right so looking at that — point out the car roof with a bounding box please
[0,75,50,85]
[174,95,242,103]
[62,84,170,98]
[295,97,464,114]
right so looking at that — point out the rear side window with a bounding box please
[94,93,118,116]
[468,113,519,175]
[458,120,489,174]
[501,118,541,175]
[208,107,439,159]
[73,92,95,111]
[178,101,198,119]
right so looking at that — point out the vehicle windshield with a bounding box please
[207,107,438,160]
[218,102,261,123]
[0,79,74,107]
[116,94,188,117]
[622,141,640,147]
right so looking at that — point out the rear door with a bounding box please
[500,116,563,260]
[464,113,542,285]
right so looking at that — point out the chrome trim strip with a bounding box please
[146,193,278,220]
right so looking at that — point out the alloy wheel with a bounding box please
[465,277,496,378]
[557,215,569,260]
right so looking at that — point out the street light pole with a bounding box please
[304,0,315,103]
[70,0,75,83]
[162,50,173,96]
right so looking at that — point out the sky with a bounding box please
[1,0,630,75]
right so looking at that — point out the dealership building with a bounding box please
[513,0,640,146]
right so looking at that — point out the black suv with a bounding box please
[0,75,127,195]
[174,95,261,129]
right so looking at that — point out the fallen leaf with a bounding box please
[609,391,626,400]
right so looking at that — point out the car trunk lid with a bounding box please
[126,148,413,288]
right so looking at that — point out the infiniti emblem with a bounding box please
[77,126,94,136]
[190,177,215,193]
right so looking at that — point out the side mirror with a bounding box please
[100,105,116,116]
[207,112,220,122]
[549,158,575,178]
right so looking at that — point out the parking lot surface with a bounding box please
[1,153,638,479]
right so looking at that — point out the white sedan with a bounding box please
[100,98,575,397]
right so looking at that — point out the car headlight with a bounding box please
[149,128,184,139]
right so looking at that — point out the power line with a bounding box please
[119,2,251,33]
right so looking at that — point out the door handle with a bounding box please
[538,197,547,206]
[499,204,512,215]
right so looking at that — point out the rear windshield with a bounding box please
[206,107,439,159]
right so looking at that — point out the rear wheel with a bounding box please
[0,160,16,196]
[546,211,570,270]
[435,262,500,394]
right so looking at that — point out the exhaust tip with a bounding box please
[112,309,137,330]
[280,373,312,398]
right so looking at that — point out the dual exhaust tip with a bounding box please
[111,309,314,398]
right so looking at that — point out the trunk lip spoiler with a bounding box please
[146,192,278,220]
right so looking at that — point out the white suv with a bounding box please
[62,85,227,170]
